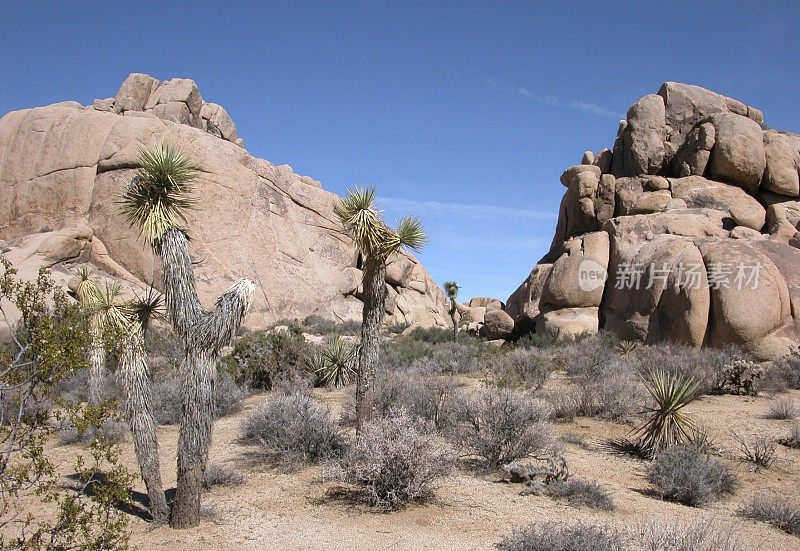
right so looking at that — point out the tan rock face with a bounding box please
[509,82,800,358]
[0,74,449,329]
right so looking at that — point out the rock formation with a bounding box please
[0,74,449,328]
[508,82,800,359]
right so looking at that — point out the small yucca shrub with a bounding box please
[310,334,357,388]
[633,370,699,455]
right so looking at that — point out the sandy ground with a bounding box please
[15,385,800,550]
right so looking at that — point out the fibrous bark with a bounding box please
[355,255,386,432]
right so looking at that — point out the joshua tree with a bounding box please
[74,267,107,405]
[443,281,460,343]
[335,187,426,431]
[120,144,255,528]
[117,287,170,524]
[76,272,170,524]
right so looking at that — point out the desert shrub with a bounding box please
[153,368,245,424]
[545,479,614,510]
[300,315,360,336]
[203,464,244,489]
[778,424,800,448]
[647,444,736,506]
[386,322,411,334]
[563,333,623,379]
[636,518,745,551]
[766,397,800,420]
[407,326,463,344]
[545,385,583,420]
[57,418,129,446]
[409,341,484,375]
[459,387,555,468]
[144,325,183,371]
[738,496,800,537]
[219,326,310,390]
[731,432,776,469]
[329,411,454,510]
[762,352,800,392]
[380,335,435,368]
[636,343,745,395]
[718,359,763,396]
[371,372,464,436]
[240,391,341,465]
[488,347,555,390]
[215,371,246,418]
[496,521,625,551]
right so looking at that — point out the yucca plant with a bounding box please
[335,187,426,431]
[616,340,638,358]
[74,267,105,405]
[312,335,357,388]
[633,370,700,456]
[120,144,255,528]
[443,281,460,343]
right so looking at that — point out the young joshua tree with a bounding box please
[335,187,426,431]
[76,272,170,524]
[118,287,170,524]
[121,144,255,528]
[74,267,107,405]
[443,281,460,343]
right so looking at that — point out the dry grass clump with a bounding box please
[647,444,736,507]
[765,397,800,420]
[778,424,800,448]
[328,410,454,511]
[203,464,244,489]
[635,518,745,551]
[496,521,624,551]
[544,479,614,510]
[737,496,800,537]
[240,391,341,466]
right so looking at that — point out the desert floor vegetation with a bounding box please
[11,324,800,550]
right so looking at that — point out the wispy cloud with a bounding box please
[382,197,557,221]
[483,77,623,119]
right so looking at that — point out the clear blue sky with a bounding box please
[2,1,799,302]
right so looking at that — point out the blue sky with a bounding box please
[2,1,799,302]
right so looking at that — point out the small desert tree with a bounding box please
[76,273,170,524]
[443,281,460,343]
[335,187,426,431]
[0,258,132,549]
[74,267,106,405]
[120,144,255,528]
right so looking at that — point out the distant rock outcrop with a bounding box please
[508,82,800,359]
[0,74,449,328]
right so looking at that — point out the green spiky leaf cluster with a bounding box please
[308,334,357,388]
[335,187,426,261]
[633,370,700,455]
[119,144,200,248]
[443,281,460,301]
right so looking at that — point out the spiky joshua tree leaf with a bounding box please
[119,144,200,249]
[443,281,460,301]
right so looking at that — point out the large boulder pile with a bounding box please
[0,74,449,329]
[508,82,800,359]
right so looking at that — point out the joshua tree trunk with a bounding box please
[87,338,106,405]
[119,331,169,524]
[159,229,253,529]
[449,300,459,343]
[355,255,386,433]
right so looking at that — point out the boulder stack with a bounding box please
[508,82,800,359]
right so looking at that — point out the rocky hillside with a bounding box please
[508,82,800,359]
[0,74,449,328]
